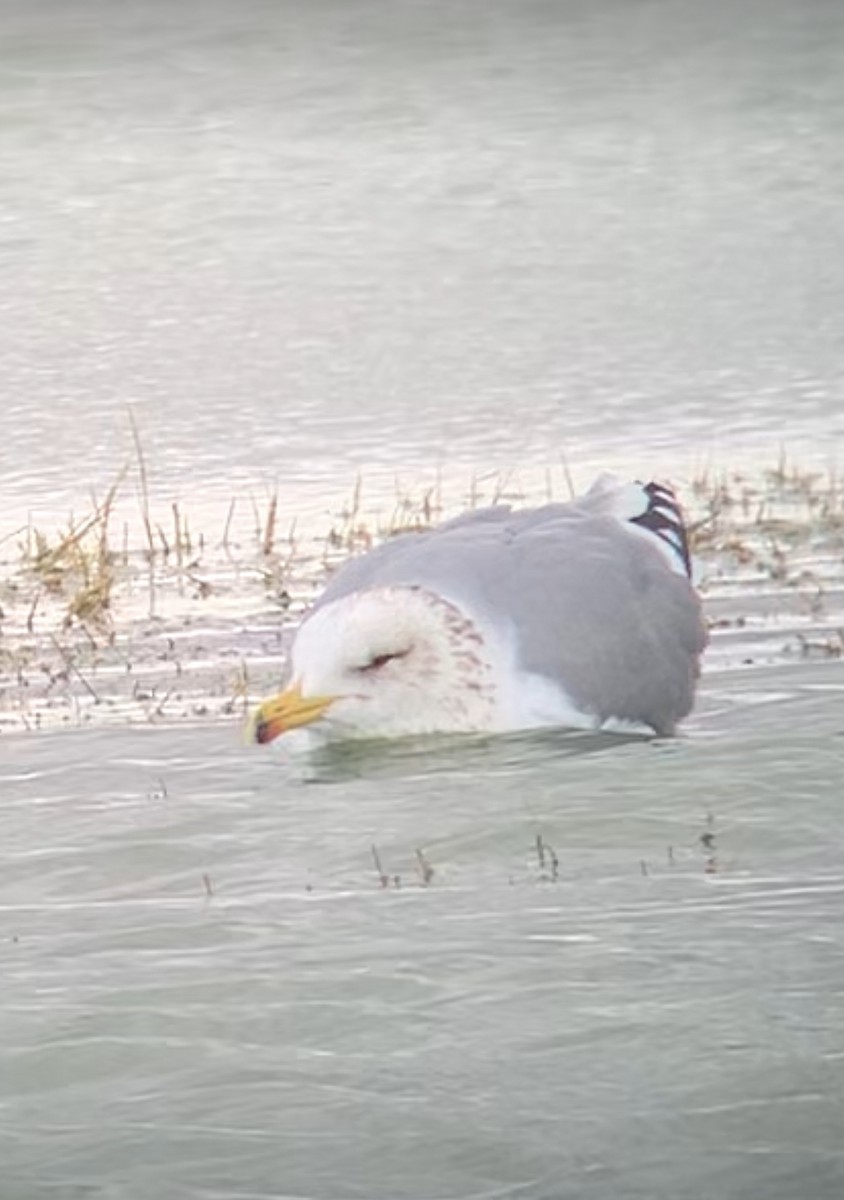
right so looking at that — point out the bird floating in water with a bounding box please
[250,476,707,745]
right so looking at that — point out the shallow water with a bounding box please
[3,1,844,1195]
[2,0,844,528]
[2,663,843,1199]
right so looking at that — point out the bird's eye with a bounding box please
[359,650,408,672]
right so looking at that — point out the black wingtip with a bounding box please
[629,482,692,577]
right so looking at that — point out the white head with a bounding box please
[251,586,498,742]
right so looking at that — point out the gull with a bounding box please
[250,477,707,745]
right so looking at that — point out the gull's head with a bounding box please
[250,586,498,743]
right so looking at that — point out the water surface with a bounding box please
[2,664,843,1198]
[2,0,843,527]
[2,2,844,1195]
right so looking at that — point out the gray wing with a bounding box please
[316,501,707,734]
[316,502,580,602]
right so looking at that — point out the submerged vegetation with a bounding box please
[0,446,842,735]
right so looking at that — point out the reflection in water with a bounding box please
[299,725,647,785]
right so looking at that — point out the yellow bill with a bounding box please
[250,682,336,744]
